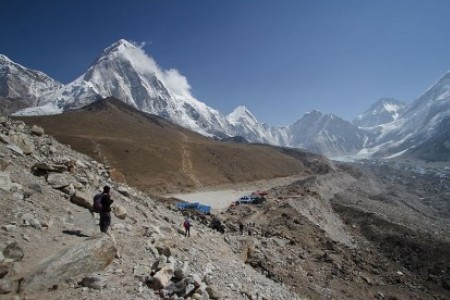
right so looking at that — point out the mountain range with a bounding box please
[1,39,450,161]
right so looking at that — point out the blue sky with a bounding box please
[2,0,450,125]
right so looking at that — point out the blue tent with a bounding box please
[176,202,211,214]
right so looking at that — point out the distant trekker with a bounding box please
[99,186,114,233]
[239,222,244,235]
[183,218,191,237]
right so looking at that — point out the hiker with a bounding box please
[239,222,244,235]
[99,185,114,233]
[183,218,191,237]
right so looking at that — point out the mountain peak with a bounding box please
[101,39,137,56]
[227,105,258,125]
[354,98,406,127]
[0,54,12,63]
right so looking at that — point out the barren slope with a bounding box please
[16,98,332,194]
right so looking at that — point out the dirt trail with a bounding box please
[180,132,201,187]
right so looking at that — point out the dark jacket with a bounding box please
[101,193,113,213]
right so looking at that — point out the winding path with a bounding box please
[180,133,201,187]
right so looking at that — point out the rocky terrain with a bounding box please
[0,117,449,300]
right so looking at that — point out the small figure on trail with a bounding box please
[239,222,244,235]
[183,218,191,237]
[98,185,114,233]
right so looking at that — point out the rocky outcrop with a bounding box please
[19,236,117,293]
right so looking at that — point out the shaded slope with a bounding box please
[16,97,332,194]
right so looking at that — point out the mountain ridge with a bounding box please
[2,39,450,161]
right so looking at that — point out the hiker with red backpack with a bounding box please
[93,186,114,233]
[183,218,191,237]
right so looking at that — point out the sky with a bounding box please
[2,0,450,126]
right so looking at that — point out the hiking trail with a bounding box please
[181,133,201,187]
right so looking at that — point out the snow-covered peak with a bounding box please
[227,105,258,125]
[101,39,137,56]
[0,54,12,63]
[354,98,406,127]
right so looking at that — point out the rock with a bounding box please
[80,274,107,290]
[19,236,117,293]
[61,184,76,196]
[0,277,13,294]
[9,133,34,155]
[0,262,12,278]
[0,172,12,191]
[375,292,385,299]
[206,285,220,300]
[117,186,130,196]
[174,261,189,280]
[30,125,44,136]
[75,160,88,169]
[0,158,11,171]
[155,244,172,258]
[133,265,151,278]
[5,145,23,155]
[0,251,4,262]
[111,224,125,231]
[21,213,41,229]
[159,226,174,236]
[47,173,82,189]
[75,175,88,185]
[150,262,175,289]
[33,162,67,173]
[2,225,17,232]
[113,205,127,220]
[3,242,24,262]
[0,116,7,125]
[0,135,10,144]
[145,241,160,260]
[70,190,93,211]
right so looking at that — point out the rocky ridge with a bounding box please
[0,118,300,299]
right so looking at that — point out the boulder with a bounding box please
[0,134,10,144]
[155,244,172,258]
[0,277,13,294]
[174,261,189,280]
[3,242,24,262]
[30,125,44,136]
[149,262,175,289]
[0,261,12,278]
[5,145,23,156]
[33,162,67,173]
[21,213,41,229]
[19,236,117,293]
[47,173,82,189]
[9,133,34,155]
[113,205,127,220]
[0,158,11,171]
[117,186,130,197]
[70,190,93,211]
[0,172,12,191]
[80,274,107,290]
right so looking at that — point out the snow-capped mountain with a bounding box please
[226,105,288,145]
[0,54,63,106]
[13,39,235,137]
[3,39,450,161]
[362,70,450,159]
[288,110,367,157]
[353,98,406,127]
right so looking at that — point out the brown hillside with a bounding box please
[16,98,332,194]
